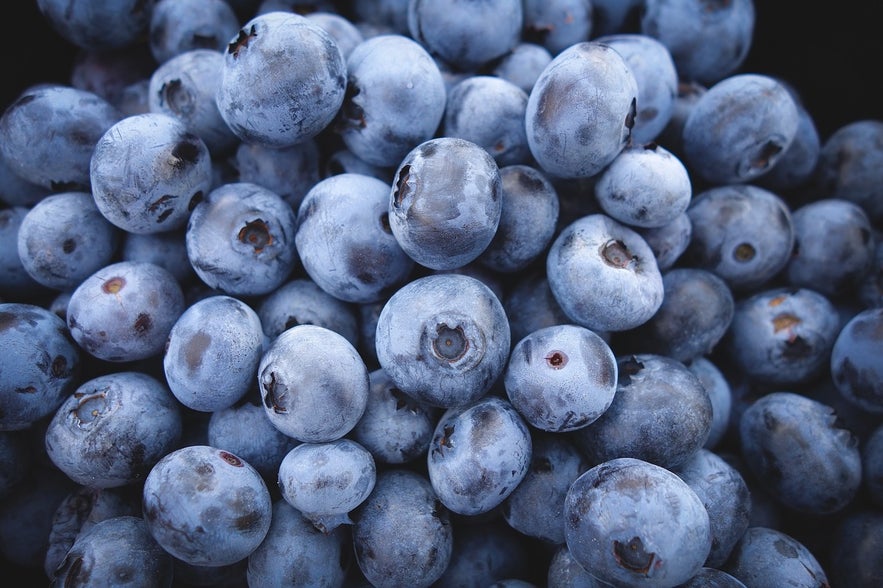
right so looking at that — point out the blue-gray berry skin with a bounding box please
[0,303,80,431]
[45,371,183,489]
[350,468,453,588]
[324,147,393,183]
[863,423,883,508]
[350,368,440,465]
[148,0,240,64]
[216,11,347,148]
[594,142,693,229]
[547,213,664,332]
[234,139,321,211]
[682,73,799,186]
[67,261,185,363]
[258,324,370,443]
[785,198,874,298]
[257,277,359,345]
[828,509,883,588]
[305,11,364,59]
[830,307,883,414]
[720,526,829,588]
[163,295,264,412]
[725,287,841,387]
[525,42,638,179]
[687,357,733,451]
[147,48,240,156]
[16,191,122,292]
[408,0,523,72]
[593,34,679,144]
[564,457,712,588]
[656,79,707,161]
[277,439,376,532]
[336,33,447,168]
[142,445,273,567]
[685,184,794,293]
[672,449,751,568]
[501,432,590,545]
[0,154,47,208]
[740,391,862,515]
[36,0,155,50]
[522,0,592,56]
[247,499,351,587]
[640,0,755,86]
[186,182,299,297]
[90,112,213,234]
[504,270,574,346]
[570,354,712,470]
[121,229,195,285]
[811,119,883,224]
[437,518,537,588]
[389,137,503,271]
[374,273,511,408]
[0,85,121,191]
[504,324,617,433]
[427,396,532,516]
[443,75,530,166]
[492,42,552,94]
[677,568,748,588]
[591,0,644,37]
[296,173,414,304]
[859,236,883,309]
[0,431,28,500]
[49,515,174,588]
[547,542,611,588]
[757,90,821,193]
[478,164,560,274]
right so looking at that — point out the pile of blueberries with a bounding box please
[2,1,882,586]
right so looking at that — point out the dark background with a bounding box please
[3,2,881,141]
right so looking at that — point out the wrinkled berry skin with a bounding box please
[0,85,121,191]
[526,42,638,179]
[258,324,370,443]
[721,526,829,588]
[547,213,664,332]
[296,173,414,304]
[45,371,183,489]
[351,468,453,587]
[90,112,213,234]
[564,457,712,588]
[427,396,532,516]
[142,445,273,567]
[682,73,799,186]
[389,137,503,270]
[336,34,447,168]
[375,273,511,408]
[50,515,174,588]
[216,11,347,148]
[67,261,186,362]
[186,182,299,296]
[163,295,264,412]
[504,324,618,432]
[0,303,80,431]
[740,391,862,515]
[830,307,883,414]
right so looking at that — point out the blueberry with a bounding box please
[121,229,195,286]
[677,568,748,588]
[682,73,800,186]
[16,191,122,292]
[525,42,638,179]
[504,324,617,433]
[335,33,447,168]
[830,307,883,414]
[233,138,321,211]
[546,213,664,332]
[148,0,241,64]
[569,353,712,470]
[546,542,609,587]
[522,0,593,56]
[739,391,862,515]
[44,371,183,489]
[437,518,537,588]
[756,84,821,193]
[0,85,121,191]
[90,112,213,234]
[277,438,376,532]
[256,276,360,345]
[66,261,185,363]
[258,324,370,443]
[389,137,503,271]
[863,423,883,508]
[0,302,81,431]
[296,173,415,303]
[687,357,733,451]
[374,273,510,408]
[350,468,453,587]
[827,509,883,588]
[49,515,174,586]
[324,147,393,183]
[0,431,29,500]
[591,0,645,37]
[720,526,829,588]
[564,457,712,588]
[36,0,155,50]
[142,445,272,567]
[246,499,351,587]
[0,154,47,208]
[163,295,264,412]
[216,11,347,148]
[491,42,553,94]
[0,206,46,298]
[186,182,299,297]
[503,269,574,346]
[305,11,365,59]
